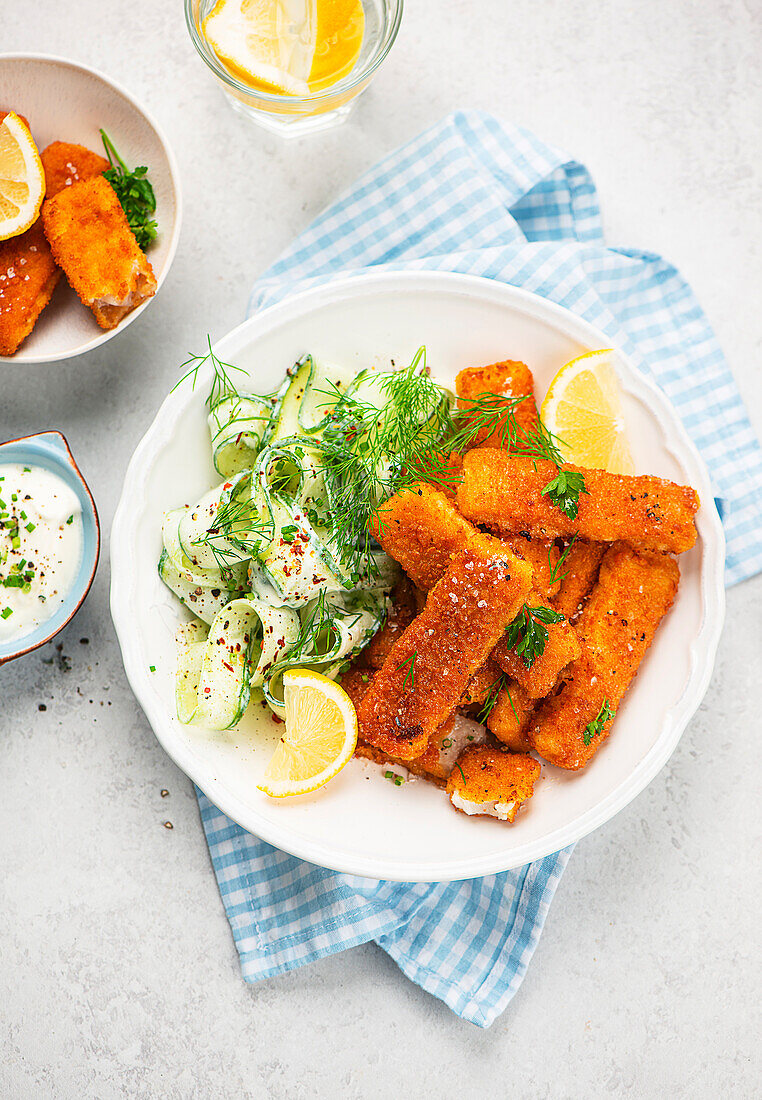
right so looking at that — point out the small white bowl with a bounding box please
[0,53,182,364]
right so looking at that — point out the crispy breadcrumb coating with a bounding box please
[455,360,539,448]
[458,452,699,553]
[42,175,156,330]
[370,483,484,590]
[528,543,680,769]
[447,744,540,822]
[40,141,109,198]
[486,681,535,752]
[363,576,417,669]
[0,219,60,356]
[506,534,561,598]
[552,539,607,621]
[371,482,529,593]
[492,593,581,698]
[356,545,532,760]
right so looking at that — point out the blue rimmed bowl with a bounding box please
[0,431,99,664]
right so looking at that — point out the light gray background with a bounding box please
[2,2,761,1097]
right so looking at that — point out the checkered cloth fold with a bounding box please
[198,111,762,1027]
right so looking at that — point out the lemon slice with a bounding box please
[202,0,364,96]
[0,112,45,242]
[541,349,635,474]
[258,669,358,797]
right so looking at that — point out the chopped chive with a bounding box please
[149,665,156,672]
[66,515,74,525]
[25,522,35,533]
[1,607,12,618]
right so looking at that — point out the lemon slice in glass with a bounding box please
[540,348,634,474]
[0,112,45,242]
[258,669,358,797]
[202,0,365,96]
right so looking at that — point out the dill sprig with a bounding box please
[317,347,453,579]
[446,393,531,453]
[477,673,508,724]
[443,392,589,519]
[290,590,339,662]
[505,603,565,669]
[583,699,616,746]
[100,130,157,250]
[547,535,578,588]
[396,651,417,691]
[173,336,248,409]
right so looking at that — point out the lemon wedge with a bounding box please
[258,669,358,797]
[202,0,364,96]
[540,349,634,474]
[0,112,45,242]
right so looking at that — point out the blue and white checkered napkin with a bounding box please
[198,111,762,1028]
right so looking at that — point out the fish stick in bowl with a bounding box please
[41,174,156,330]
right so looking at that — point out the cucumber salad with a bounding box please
[160,346,454,730]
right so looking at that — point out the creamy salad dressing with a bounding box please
[0,464,83,644]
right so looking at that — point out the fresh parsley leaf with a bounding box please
[100,130,157,250]
[541,469,588,520]
[583,699,616,746]
[505,603,565,668]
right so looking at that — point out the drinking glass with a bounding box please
[185,0,404,136]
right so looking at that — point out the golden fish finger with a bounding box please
[447,744,540,822]
[356,544,532,760]
[0,220,60,356]
[528,543,680,769]
[42,175,156,330]
[40,141,110,198]
[370,482,519,591]
[457,451,699,553]
[455,359,539,449]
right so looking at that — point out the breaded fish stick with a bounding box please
[552,539,607,621]
[41,141,109,198]
[447,744,540,822]
[458,452,699,554]
[362,576,417,669]
[492,594,581,697]
[0,220,60,356]
[455,360,539,448]
[486,680,535,752]
[356,712,488,788]
[42,175,156,330]
[506,535,561,599]
[528,543,680,769]
[371,482,519,591]
[356,545,533,760]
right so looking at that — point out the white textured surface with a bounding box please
[1,1,760,1095]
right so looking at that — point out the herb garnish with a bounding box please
[477,673,508,724]
[583,699,615,746]
[396,651,417,691]
[505,603,565,668]
[317,346,453,579]
[289,589,338,662]
[445,393,588,518]
[100,130,157,250]
[547,534,578,588]
[173,336,248,409]
[541,468,589,520]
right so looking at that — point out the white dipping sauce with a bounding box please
[0,464,83,643]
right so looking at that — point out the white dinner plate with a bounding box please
[0,53,182,363]
[111,271,725,881]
